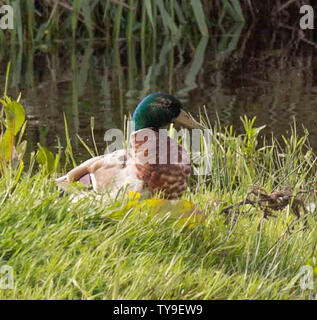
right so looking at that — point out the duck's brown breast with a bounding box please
[130,128,191,199]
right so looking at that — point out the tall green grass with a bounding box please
[0,0,256,43]
[0,0,207,42]
[0,0,314,52]
[1,89,317,299]
[1,171,317,300]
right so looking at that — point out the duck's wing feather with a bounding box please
[56,149,144,195]
[56,155,103,189]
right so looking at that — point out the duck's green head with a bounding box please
[133,93,202,131]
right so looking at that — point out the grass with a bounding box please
[0,1,316,300]
[1,94,317,299]
[1,175,315,300]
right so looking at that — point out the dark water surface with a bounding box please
[1,24,317,160]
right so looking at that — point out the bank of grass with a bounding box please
[1,112,317,299]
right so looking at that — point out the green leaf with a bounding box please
[76,134,95,158]
[156,0,178,36]
[230,0,245,22]
[0,129,14,161]
[35,22,48,41]
[4,101,26,135]
[4,61,11,97]
[144,0,154,29]
[36,144,55,174]
[72,0,82,38]
[174,0,186,24]
[190,0,208,36]
[81,0,93,38]
[14,160,24,185]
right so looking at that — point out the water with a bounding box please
[1,24,317,161]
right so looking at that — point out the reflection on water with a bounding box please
[0,24,317,161]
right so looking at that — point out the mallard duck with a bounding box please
[56,93,203,199]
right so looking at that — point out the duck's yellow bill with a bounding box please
[174,110,204,130]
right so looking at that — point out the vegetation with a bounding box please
[1,0,317,300]
[0,0,314,43]
[1,84,317,299]
[2,5,316,158]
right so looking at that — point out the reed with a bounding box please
[1,0,313,48]
[0,0,247,43]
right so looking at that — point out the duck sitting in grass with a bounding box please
[56,93,203,199]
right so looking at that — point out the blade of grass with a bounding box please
[190,0,209,36]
